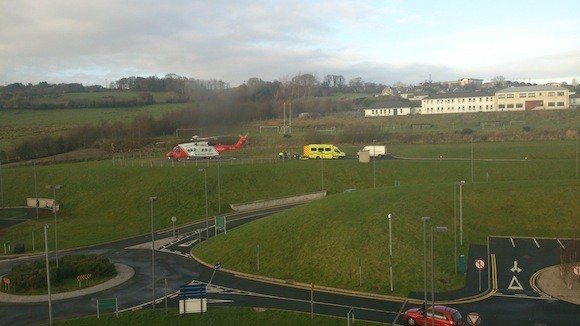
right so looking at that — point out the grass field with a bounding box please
[55,306,374,326]
[1,139,578,297]
[0,101,191,150]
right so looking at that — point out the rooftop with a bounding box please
[497,85,568,93]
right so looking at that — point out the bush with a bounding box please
[523,126,532,132]
[6,254,116,293]
[460,128,474,135]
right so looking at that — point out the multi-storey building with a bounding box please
[495,86,569,111]
[419,92,495,115]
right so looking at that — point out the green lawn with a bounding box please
[55,306,374,326]
[1,140,577,298]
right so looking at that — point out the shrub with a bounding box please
[460,128,474,135]
[6,254,116,293]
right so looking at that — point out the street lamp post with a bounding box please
[453,180,465,273]
[45,185,63,267]
[33,161,39,219]
[388,213,393,291]
[0,160,3,207]
[421,217,430,313]
[44,224,52,326]
[217,159,221,213]
[431,226,448,326]
[373,139,377,188]
[459,181,465,246]
[149,196,157,311]
[319,149,324,191]
[199,168,209,242]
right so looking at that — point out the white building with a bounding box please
[570,93,580,109]
[420,92,495,115]
[364,101,420,117]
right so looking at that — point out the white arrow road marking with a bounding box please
[510,261,522,273]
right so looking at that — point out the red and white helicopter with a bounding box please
[165,134,248,160]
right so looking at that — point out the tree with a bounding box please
[490,76,506,87]
[348,77,364,92]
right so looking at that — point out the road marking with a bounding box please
[510,261,522,273]
[508,275,524,290]
[510,237,515,247]
[557,239,565,249]
[179,239,198,247]
[533,238,540,248]
[493,293,556,301]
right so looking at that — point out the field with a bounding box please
[1,139,578,296]
[55,306,375,326]
[0,100,578,300]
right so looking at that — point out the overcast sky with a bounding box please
[1,0,579,87]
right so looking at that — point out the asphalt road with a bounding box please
[1,206,578,325]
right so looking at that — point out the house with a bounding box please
[420,92,495,115]
[364,101,420,117]
[569,93,580,109]
[495,86,569,111]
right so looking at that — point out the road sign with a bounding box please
[214,262,221,270]
[475,259,485,269]
[574,265,580,276]
[467,312,481,325]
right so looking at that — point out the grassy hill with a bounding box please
[1,139,577,297]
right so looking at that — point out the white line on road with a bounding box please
[510,237,515,248]
[557,239,565,249]
[533,238,540,249]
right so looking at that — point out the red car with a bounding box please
[403,305,464,326]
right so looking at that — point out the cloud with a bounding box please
[1,0,578,86]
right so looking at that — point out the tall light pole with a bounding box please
[149,196,157,311]
[373,139,377,188]
[319,149,324,191]
[44,224,52,326]
[388,213,393,291]
[421,216,430,313]
[217,159,221,213]
[33,161,39,219]
[0,160,3,207]
[45,185,63,267]
[431,226,448,326]
[453,180,465,273]
[470,136,474,183]
[199,168,209,242]
[459,181,465,246]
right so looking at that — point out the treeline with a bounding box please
[0,73,386,110]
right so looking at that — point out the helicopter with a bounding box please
[165,134,248,160]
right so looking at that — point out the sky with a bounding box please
[1,0,579,87]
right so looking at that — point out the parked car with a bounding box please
[403,305,464,326]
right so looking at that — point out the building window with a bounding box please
[507,104,514,108]
[528,93,535,97]
[507,94,514,98]
[557,102,564,106]
[498,94,505,99]
[557,91,564,96]
[516,103,523,108]
[548,92,555,96]
[519,93,527,98]
[499,104,505,109]
[548,102,555,107]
